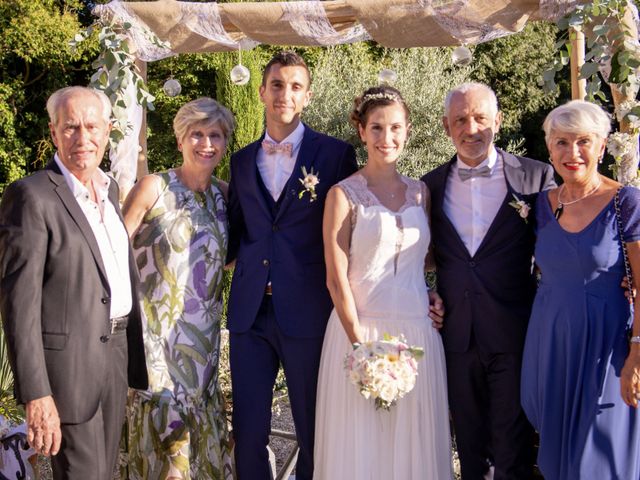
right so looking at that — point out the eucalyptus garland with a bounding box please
[544,0,640,184]
[70,19,167,148]
[543,0,640,99]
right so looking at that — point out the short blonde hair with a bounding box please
[46,86,111,126]
[173,97,235,143]
[543,100,611,142]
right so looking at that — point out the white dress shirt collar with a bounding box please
[54,153,111,206]
[258,122,306,201]
[454,146,498,174]
[264,121,305,148]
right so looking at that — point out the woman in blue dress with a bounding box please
[521,100,640,479]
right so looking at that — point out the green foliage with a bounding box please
[544,0,640,99]
[303,44,470,177]
[0,321,23,423]
[72,19,163,148]
[0,0,97,194]
[214,50,266,181]
[145,54,221,174]
[471,21,564,161]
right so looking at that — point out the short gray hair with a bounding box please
[46,86,112,126]
[543,100,611,142]
[173,97,236,143]
[443,82,499,118]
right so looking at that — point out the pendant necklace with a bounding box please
[554,179,602,220]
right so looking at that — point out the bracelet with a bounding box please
[630,336,640,344]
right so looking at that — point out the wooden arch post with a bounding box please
[570,28,587,100]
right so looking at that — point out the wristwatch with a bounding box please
[630,336,640,344]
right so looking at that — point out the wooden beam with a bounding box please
[570,28,587,100]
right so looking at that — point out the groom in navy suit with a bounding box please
[226,51,357,479]
[422,83,555,480]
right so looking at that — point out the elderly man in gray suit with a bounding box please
[0,86,147,479]
[422,83,555,480]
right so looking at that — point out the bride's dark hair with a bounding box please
[349,86,410,130]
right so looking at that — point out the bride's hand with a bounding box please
[349,324,366,345]
[428,290,445,330]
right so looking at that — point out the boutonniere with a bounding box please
[298,166,320,202]
[508,194,530,223]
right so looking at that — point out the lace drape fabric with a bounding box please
[94,0,585,59]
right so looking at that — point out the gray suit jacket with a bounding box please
[422,149,556,353]
[0,159,147,424]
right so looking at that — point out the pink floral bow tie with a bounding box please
[262,140,293,156]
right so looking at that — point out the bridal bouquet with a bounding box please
[344,334,424,411]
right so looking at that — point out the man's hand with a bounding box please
[428,290,445,329]
[26,395,61,456]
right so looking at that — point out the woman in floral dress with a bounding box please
[121,98,235,480]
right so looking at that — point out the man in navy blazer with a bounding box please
[422,83,555,480]
[226,51,357,480]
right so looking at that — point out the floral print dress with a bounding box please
[121,170,233,480]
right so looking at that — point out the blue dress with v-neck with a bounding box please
[521,186,640,479]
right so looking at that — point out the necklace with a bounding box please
[554,179,602,220]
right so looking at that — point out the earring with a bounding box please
[599,156,603,164]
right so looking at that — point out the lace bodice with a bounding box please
[335,173,431,322]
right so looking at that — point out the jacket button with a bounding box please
[464,291,469,298]
[469,261,476,267]
[272,224,278,232]
[263,259,270,266]
[100,335,110,343]
[101,298,109,304]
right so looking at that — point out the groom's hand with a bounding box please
[428,290,445,329]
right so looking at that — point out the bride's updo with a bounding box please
[349,86,410,130]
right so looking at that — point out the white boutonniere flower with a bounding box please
[298,166,319,202]
[508,194,530,223]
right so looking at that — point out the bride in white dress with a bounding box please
[313,86,453,479]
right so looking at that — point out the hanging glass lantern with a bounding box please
[163,78,182,97]
[230,64,250,85]
[377,68,398,85]
[451,46,473,67]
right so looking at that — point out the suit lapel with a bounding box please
[502,149,526,194]
[435,158,474,257]
[474,150,525,256]
[46,161,110,287]
[245,139,273,218]
[275,125,319,221]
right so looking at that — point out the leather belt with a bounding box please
[110,315,129,334]
[265,284,273,295]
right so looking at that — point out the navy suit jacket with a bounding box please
[226,125,358,338]
[422,149,555,353]
[0,159,148,423]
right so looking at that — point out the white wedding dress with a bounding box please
[313,173,453,479]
